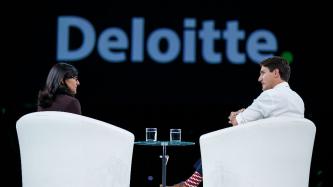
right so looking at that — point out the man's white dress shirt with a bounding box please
[236,82,304,125]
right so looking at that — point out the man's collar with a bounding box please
[274,81,289,89]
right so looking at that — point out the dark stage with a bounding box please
[4,0,330,186]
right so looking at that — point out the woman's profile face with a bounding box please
[64,76,80,94]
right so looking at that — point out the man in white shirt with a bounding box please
[169,56,305,187]
[229,56,304,126]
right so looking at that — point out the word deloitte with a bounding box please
[57,16,278,64]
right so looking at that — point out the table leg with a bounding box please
[162,143,167,187]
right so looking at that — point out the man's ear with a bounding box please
[274,69,280,78]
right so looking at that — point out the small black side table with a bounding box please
[135,141,195,187]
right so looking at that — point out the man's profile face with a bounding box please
[258,66,276,91]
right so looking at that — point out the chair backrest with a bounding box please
[16,111,135,187]
[199,117,316,187]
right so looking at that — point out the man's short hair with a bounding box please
[260,56,291,82]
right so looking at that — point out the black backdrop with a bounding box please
[4,0,331,186]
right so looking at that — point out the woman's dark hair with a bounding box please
[38,63,78,108]
[260,56,291,82]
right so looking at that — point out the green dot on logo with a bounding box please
[281,51,293,64]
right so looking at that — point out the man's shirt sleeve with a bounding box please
[236,90,275,125]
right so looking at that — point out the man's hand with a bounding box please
[228,108,245,126]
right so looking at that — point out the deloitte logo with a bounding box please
[57,16,278,64]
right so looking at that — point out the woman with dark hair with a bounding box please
[37,63,81,114]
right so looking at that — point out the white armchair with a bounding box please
[199,117,316,187]
[16,111,135,187]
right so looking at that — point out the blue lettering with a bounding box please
[57,16,95,61]
[131,17,144,62]
[147,29,180,63]
[246,30,277,63]
[223,21,246,64]
[199,20,222,64]
[183,18,196,63]
[56,16,279,64]
[97,28,128,62]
